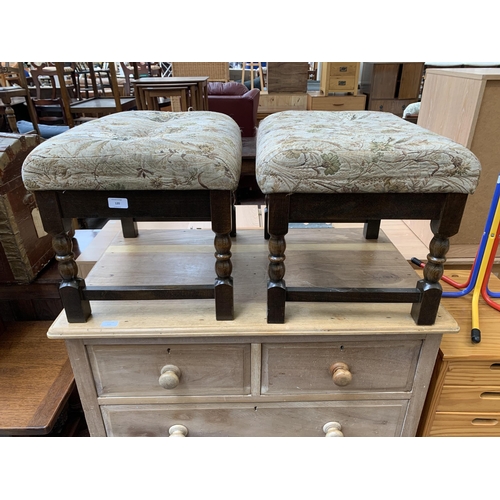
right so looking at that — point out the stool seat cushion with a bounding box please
[22,111,242,191]
[256,110,481,194]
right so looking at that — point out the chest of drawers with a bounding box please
[48,227,458,437]
[418,270,500,436]
[319,63,360,95]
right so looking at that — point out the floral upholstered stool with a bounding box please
[22,110,242,322]
[256,110,481,324]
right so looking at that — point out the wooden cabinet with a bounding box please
[319,62,360,95]
[404,68,500,250]
[418,270,500,436]
[49,226,458,437]
[361,62,424,116]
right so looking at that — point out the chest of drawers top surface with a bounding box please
[48,227,458,340]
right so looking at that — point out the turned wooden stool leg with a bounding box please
[53,231,91,323]
[363,220,381,239]
[121,217,138,238]
[267,194,290,323]
[411,230,447,325]
[411,195,466,325]
[211,191,234,320]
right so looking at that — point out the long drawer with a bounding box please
[430,412,500,437]
[101,401,408,437]
[87,343,251,397]
[262,340,421,394]
[436,386,500,412]
[444,360,500,386]
[307,94,366,111]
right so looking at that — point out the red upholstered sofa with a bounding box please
[207,81,259,137]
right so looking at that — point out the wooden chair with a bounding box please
[120,63,161,96]
[29,62,77,99]
[241,63,265,90]
[55,62,136,127]
[32,98,69,125]
[0,63,39,135]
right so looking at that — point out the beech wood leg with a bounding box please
[267,194,289,323]
[211,191,234,320]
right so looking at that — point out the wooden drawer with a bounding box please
[326,63,359,77]
[444,360,500,386]
[327,77,356,92]
[437,386,500,413]
[101,400,408,437]
[430,412,500,437]
[87,343,251,397]
[369,99,415,117]
[307,94,366,111]
[261,340,421,394]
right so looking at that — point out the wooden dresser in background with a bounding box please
[418,270,500,436]
[307,62,366,112]
[360,62,424,117]
[405,68,500,255]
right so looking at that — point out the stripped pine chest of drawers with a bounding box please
[47,227,458,437]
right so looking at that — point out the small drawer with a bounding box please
[261,340,421,395]
[430,412,500,437]
[327,63,358,77]
[101,400,408,437]
[328,76,356,92]
[444,360,500,386]
[437,386,500,413]
[87,343,251,397]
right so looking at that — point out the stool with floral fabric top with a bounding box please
[22,110,242,322]
[256,110,481,324]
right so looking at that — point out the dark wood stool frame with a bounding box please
[265,191,469,325]
[33,189,235,322]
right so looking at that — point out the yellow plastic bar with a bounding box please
[471,199,500,343]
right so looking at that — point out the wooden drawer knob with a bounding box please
[323,422,344,437]
[159,364,181,389]
[169,424,188,437]
[329,362,352,386]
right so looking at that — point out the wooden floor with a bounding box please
[0,320,88,436]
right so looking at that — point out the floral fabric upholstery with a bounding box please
[256,111,481,194]
[22,111,242,191]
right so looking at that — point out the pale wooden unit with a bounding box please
[307,92,366,111]
[361,62,424,117]
[257,90,308,119]
[48,227,458,437]
[320,63,360,95]
[405,69,500,258]
[418,270,500,436]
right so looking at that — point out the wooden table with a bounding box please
[47,226,458,437]
[0,321,75,435]
[132,77,209,111]
[418,269,500,436]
